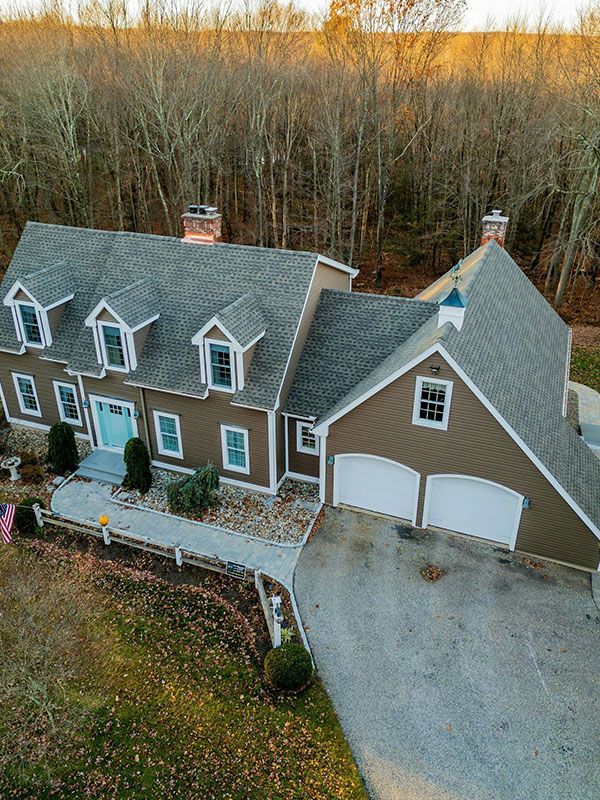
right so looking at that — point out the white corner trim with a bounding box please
[562,327,572,417]
[296,420,320,455]
[312,343,439,435]
[152,410,184,459]
[317,254,360,278]
[437,344,600,542]
[411,376,453,431]
[220,423,250,475]
[421,473,524,551]
[84,299,128,329]
[318,434,327,503]
[12,372,42,417]
[76,373,94,446]
[53,380,83,426]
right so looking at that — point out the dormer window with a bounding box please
[17,303,43,346]
[101,323,127,370]
[208,341,234,390]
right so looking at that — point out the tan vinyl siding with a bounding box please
[0,352,87,433]
[287,416,319,477]
[243,343,256,375]
[96,308,120,323]
[14,289,31,302]
[133,324,152,358]
[47,303,67,331]
[204,325,229,341]
[325,353,599,571]
[144,389,270,488]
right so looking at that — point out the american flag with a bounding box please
[0,503,16,544]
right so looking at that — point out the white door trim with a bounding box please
[88,394,138,453]
[333,453,421,526]
[422,473,524,550]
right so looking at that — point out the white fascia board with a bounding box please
[230,400,272,412]
[123,380,208,400]
[317,254,360,278]
[44,293,75,311]
[3,280,34,305]
[312,343,440,435]
[437,344,600,542]
[192,317,242,350]
[84,299,130,330]
[281,411,317,421]
[66,367,107,379]
[0,344,26,355]
[130,313,160,333]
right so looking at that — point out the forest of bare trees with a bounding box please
[0,0,598,318]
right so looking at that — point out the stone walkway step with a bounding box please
[76,449,126,485]
[51,478,300,587]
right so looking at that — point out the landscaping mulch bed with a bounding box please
[114,472,321,544]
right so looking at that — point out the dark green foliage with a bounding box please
[20,464,46,485]
[166,463,219,515]
[264,643,313,691]
[47,422,79,474]
[122,438,152,493]
[15,497,46,535]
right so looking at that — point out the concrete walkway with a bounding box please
[51,478,300,587]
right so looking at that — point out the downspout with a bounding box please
[267,409,277,493]
[76,374,94,447]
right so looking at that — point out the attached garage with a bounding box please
[423,474,524,548]
[333,454,420,525]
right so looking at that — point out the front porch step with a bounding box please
[76,450,126,486]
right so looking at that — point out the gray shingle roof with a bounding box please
[214,292,266,349]
[284,290,438,418]
[103,279,160,330]
[441,241,600,531]
[15,260,74,308]
[0,222,318,406]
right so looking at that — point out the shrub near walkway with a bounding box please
[0,540,366,800]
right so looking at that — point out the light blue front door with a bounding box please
[95,400,134,450]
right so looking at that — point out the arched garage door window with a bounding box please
[423,474,524,549]
[333,454,420,526]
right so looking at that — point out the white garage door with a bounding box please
[424,475,523,547]
[335,454,419,524]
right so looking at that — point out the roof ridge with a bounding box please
[322,288,438,308]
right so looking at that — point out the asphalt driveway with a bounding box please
[295,508,600,800]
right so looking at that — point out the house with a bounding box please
[0,208,598,572]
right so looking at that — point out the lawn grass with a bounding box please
[0,540,366,800]
[571,345,600,393]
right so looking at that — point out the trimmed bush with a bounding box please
[264,643,313,691]
[15,497,46,535]
[123,438,152,493]
[47,422,79,474]
[20,464,46,485]
[167,463,219,516]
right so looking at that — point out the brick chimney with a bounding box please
[181,204,222,244]
[481,209,509,248]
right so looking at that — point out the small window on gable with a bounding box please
[207,341,234,391]
[100,323,128,371]
[296,421,319,455]
[412,376,453,431]
[17,303,44,346]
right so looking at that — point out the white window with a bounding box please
[205,340,235,392]
[99,322,129,371]
[153,411,183,459]
[53,381,82,425]
[296,421,319,455]
[12,372,41,417]
[412,376,453,431]
[16,302,44,347]
[220,424,250,474]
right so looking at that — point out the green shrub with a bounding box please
[167,463,219,515]
[20,464,46,485]
[15,497,46,535]
[122,438,152,493]
[47,422,79,474]
[264,643,313,691]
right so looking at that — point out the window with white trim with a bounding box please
[153,411,183,459]
[296,421,319,455]
[17,302,44,346]
[220,424,250,474]
[207,341,234,390]
[100,323,128,370]
[412,376,453,431]
[53,381,82,425]
[12,373,41,417]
